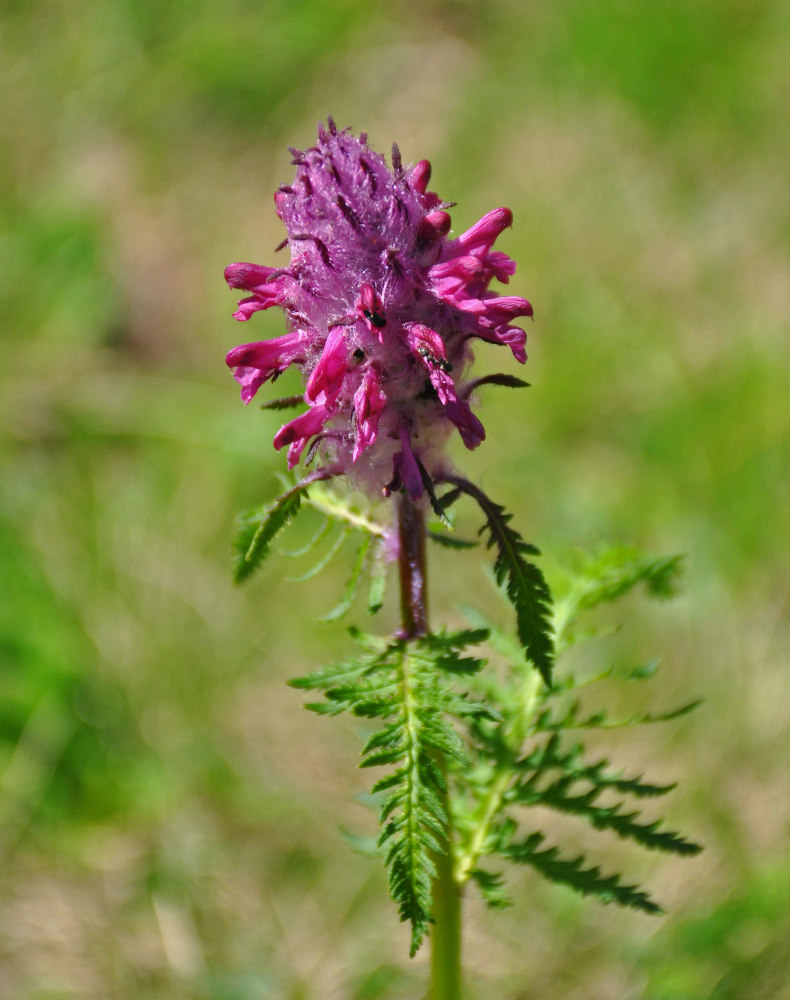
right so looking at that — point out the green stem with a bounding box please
[430,823,462,1000]
[395,492,463,998]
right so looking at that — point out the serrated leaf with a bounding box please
[462,374,531,398]
[503,833,663,913]
[518,780,701,855]
[233,470,334,583]
[427,531,479,549]
[259,394,305,411]
[468,868,513,909]
[576,549,684,610]
[440,476,554,685]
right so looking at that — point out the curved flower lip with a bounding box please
[450,207,513,254]
[225,331,306,403]
[445,399,486,449]
[305,326,349,405]
[273,404,329,467]
[224,262,283,289]
[353,365,387,461]
[225,262,292,321]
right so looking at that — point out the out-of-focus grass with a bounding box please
[1,1,788,997]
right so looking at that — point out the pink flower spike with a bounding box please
[224,122,534,495]
[305,326,349,405]
[445,399,486,449]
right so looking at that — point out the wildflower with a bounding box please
[224,117,532,499]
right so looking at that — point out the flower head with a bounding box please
[225,117,531,499]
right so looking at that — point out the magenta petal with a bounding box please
[225,262,280,290]
[445,400,486,449]
[483,251,517,283]
[305,326,349,404]
[273,405,329,452]
[409,159,432,194]
[226,331,306,403]
[484,295,533,322]
[454,208,513,253]
[353,366,387,461]
[405,323,447,363]
[493,326,528,363]
[225,331,304,371]
[428,256,485,282]
[232,366,270,405]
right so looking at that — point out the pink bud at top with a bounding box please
[453,207,513,254]
[409,159,432,194]
[418,210,452,242]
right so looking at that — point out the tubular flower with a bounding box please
[224,118,532,499]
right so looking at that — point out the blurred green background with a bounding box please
[1,1,789,997]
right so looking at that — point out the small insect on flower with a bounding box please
[224,116,532,500]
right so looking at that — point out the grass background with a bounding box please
[1,1,789,997]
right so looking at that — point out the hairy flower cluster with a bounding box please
[225,118,532,499]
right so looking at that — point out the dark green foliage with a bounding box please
[427,531,478,550]
[453,546,700,919]
[467,868,513,909]
[439,477,555,685]
[263,485,699,953]
[501,832,663,914]
[461,373,531,397]
[291,629,490,955]
[507,734,701,856]
[259,394,305,411]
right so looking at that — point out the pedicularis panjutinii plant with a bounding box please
[224,119,701,999]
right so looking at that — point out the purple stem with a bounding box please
[396,492,428,639]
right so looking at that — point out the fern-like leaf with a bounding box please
[291,629,495,954]
[502,832,662,913]
[259,394,305,411]
[440,476,554,685]
[461,373,531,398]
[468,867,513,909]
[233,470,333,583]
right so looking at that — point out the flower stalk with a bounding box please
[224,119,701,999]
[396,492,461,999]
